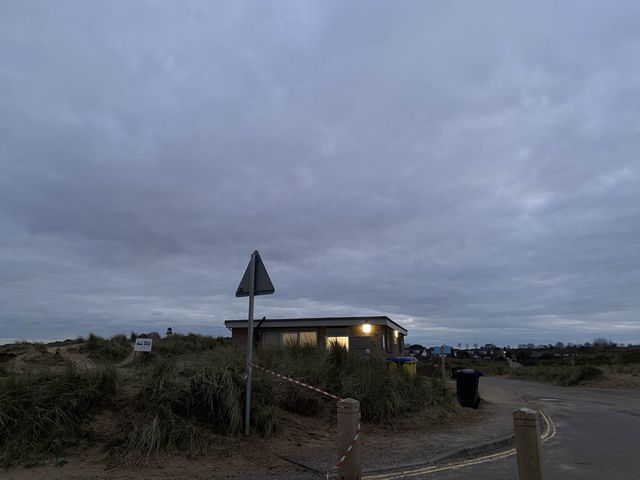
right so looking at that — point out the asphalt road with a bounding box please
[423,377,640,480]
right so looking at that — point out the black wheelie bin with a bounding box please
[454,369,483,408]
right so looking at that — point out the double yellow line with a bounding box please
[365,409,556,480]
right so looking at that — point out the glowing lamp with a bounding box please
[362,322,372,333]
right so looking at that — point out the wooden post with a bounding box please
[513,407,543,480]
[337,398,361,480]
[441,345,446,381]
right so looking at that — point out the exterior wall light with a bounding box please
[394,330,399,338]
[362,322,372,333]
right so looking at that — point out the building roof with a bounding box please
[224,316,408,335]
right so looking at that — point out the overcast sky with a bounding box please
[1,1,639,347]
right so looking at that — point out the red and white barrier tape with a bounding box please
[336,412,361,468]
[249,363,343,401]
[250,362,360,471]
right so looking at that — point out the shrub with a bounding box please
[253,405,279,438]
[188,367,243,433]
[253,344,453,424]
[567,366,604,386]
[110,362,216,466]
[338,355,436,423]
[621,349,640,364]
[0,366,117,468]
[83,334,131,362]
[110,354,276,465]
[1,342,47,357]
[255,343,329,417]
[509,364,605,386]
[110,404,209,466]
[152,333,226,357]
[45,338,86,348]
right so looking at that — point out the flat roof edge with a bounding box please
[224,316,408,335]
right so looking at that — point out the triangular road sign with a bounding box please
[236,250,275,297]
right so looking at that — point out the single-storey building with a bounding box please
[224,316,407,356]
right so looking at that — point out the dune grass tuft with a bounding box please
[253,343,454,423]
[82,334,131,362]
[509,364,605,386]
[110,354,262,466]
[0,365,117,468]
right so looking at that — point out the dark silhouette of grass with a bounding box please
[0,365,117,468]
[1,337,453,468]
[82,333,131,362]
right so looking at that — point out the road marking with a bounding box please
[365,409,556,480]
[539,409,557,441]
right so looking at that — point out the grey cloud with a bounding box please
[1,1,640,346]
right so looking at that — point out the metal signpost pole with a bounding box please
[236,249,274,435]
[244,251,256,435]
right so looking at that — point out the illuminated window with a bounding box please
[299,331,317,346]
[283,332,298,345]
[326,336,349,350]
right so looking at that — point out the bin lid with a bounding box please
[386,356,417,363]
[455,368,483,376]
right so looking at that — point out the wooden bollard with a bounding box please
[337,398,361,480]
[513,407,543,480]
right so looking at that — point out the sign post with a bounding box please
[134,337,153,352]
[236,250,274,435]
[434,345,451,380]
[133,337,153,361]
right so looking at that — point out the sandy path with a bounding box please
[47,345,97,370]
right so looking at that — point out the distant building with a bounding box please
[224,316,407,356]
[405,344,426,356]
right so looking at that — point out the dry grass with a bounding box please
[254,343,454,423]
[0,365,117,468]
[1,337,456,468]
[509,364,605,386]
[109,354,249,466]
[81,334,131,363]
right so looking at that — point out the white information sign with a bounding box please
[134,337,153,352]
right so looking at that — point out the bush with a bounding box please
[252,405,280,438]
[110,362,217,466]
[110,353,276,465]
[621,349,640,364]
[0,342,47,358]
[253,344,453,424]
[188,367,243,433]
[509,364,605,386]
[567,366,604,386]
[152,333,226,357]
[82,334,131,362]
[0,366,117,468]
[45,338,85,348]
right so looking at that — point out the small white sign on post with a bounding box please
[134,337,153,352]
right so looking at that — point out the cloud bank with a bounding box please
[1,1,639,346]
